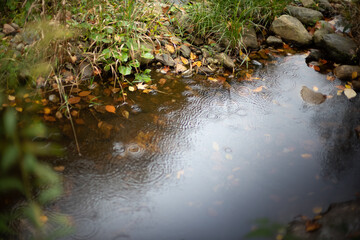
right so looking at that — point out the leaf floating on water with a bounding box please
[313,86,319,92]
[105,105,116,113]
[176,170,184,179]
[301,153,312,159]
[159,78,166,85]
[8,95,15,101]
[44,115,56,122]
[344,88,357,99]
[53,166,65,172]
[208,77,218,82]
[253,86,265,92]
[212,142,220,151]
[78,91,91,97]
[68,97,81,104]
[312,206,322,214]
[75,118,85,125]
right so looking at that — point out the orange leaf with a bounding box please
[253,86,265,92]
[163,66,170,73]
[319,59,327,64]
[208,77,218,82]
[313,65,320,72]
[192,61,201,67]
[75,118,85,125]
[180,56,189,65]
[44,115,56,122]
[93,67,101,76]
[352,71,358,79]
[301,153,312,159]
[105,105,116,113]
[305,220,321,232]
[78,91,91,97]
[68,97,81,104]
[53,166,65,172]
[335,85,345,90]
[190,52,197,60]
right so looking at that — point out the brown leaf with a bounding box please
[78,91,91,97]
[44,115,56,122]
[53,166,65,172]
[165,44,175,54]
[44,107,51,115]
[105,105,116,113]
[75,118,85,125]
[68,97,81,104]
[159,78,167,85]
[301,153,312,159]
[305,220,321,232]
[122,110,129,119]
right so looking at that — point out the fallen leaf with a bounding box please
[313,86,319,92]
[313,65,320,72]
[15,107,23,112]
[335,85,345,90]
[8,95,15,101]
[176,170,184,179]
[176,64,187,72]
[71,110,79,117]
[128,86,136,92]
[78,91,91,97]
[39,215,48,225]
[352,71,358,79]
[68,97,81,104]
[122,110,129,119]
[53,166,65,172]
[93,67,101,76]
[193,61,201,67]
[105,105,116,113]
[159,78,166,85]
[162,66,170,73]
[326,75,336,81]
[190,52,197,60]
[165,44,175,54]
[75,118,85,125]
[301,153,312,159]
[208,77,218,82]
[337,90,343,96]
[305,220,321,232]
[312,206,322,214]
[44,107,51,115]
[180,56,189,65]
[136,83,148,90]
[44,115,56,122]
[319,59,327,64]
[344,88,357,99]
[253,86,265,92]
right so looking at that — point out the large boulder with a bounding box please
[286,5,324,26]
[334,65,360,80]
[316,0,334,14]
[270,15,312,46]
[320,33,358,64]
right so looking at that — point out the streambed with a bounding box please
[46,54,360,239]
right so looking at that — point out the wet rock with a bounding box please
[215,53,235,69]
[3,23,16,35]
[305,49,323,63]
[241,26,259,49]
[266,36,283,47]
[286,5,324,26]
[180,45,191,58]
[300,86,326,104]
[334,65,360,80]
[155,53,175,67]
[270,15,312,46]
[79,61,93,81]
[320,33,358,64]
[314,28,331,46]
[285,199,360,240]
[300,0,315,7]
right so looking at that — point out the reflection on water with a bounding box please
[46,54,360,239]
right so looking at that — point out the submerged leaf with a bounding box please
[105,105,116,113]
[68,97,81,104]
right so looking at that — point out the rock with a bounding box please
[201,48,210,58]
[270,15,312,46]
[198,66,215,74]
[155,53,175,66]
[11,33,23,43]
[3,23,16,35]
[251,60,262,66]
[241,26,259,49]
[334,65,360,80]
[314,28,330,46]
[16,43,24,51]
[286,5,324,26]
[79,61,93,80]
[266,36,283,47]
[353,81,360,92]
[300,86,326,104]
[300,0,315,7]
[10,23,20,30]
[285,199,360,240]
[320,33,358,64]
[215,53,235,69]
[316,0,334,14]
[317,20,335,33]
[180,45,191,58]
[305,49,323,63]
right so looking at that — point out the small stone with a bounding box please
[215,53,235,69]
[49,94,59,103]
[3,23,16,35]
[266,36,283,47]
[15,43,24,51]
[155,53,175,67]
[334,65,360,80]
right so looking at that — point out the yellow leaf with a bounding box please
[208,77,218,82]
[105,105,116,113]
[180,56,189,65]
[337,90,343,96]
[190,52,197,60]
[44,107,51,115]
[128,86,136,92]
[165,44,175,54]
[39,215,48,225]
[15,107,23,112]
[23,93,29,98]
[8,95,15,101]
[192,61,201,67]
[345,84,352,89]
[352,71,358,79]
[313,86,318,92]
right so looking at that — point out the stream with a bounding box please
[37,54,360,239]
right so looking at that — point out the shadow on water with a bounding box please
[25,54,360,239]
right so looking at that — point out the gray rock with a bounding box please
[215,53,235,69]
[241,26,259,49]
[79,61,93,81]
[180,45,191,58]
[300,0,315,7]
[270,15,313,46]
[300,86,326,104]
[316,0,334,14]
[305,49,323,63]
[320,33,358,64]
[334,65,360,80]
[317,20,335,33]
[286,5,324,26]
[314,28,330,46]
[155,53,175,66]
[11,33,23,43]
[201,48,210,58]
[266,36,283,47]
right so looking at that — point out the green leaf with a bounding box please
[24,153,37,172]
[38,185,62,204]
[129,59,140,68]
[4,108,17,138]
[119,66,132,76]
[2,145,19,172]
[34,164,59,184]
[22,122,47,138]
[102,48,112,59]
[104,65,111,71]
[141,52,154,59]
[135,72,152,83]
[0,177,24,193]
[24,202,42,228]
